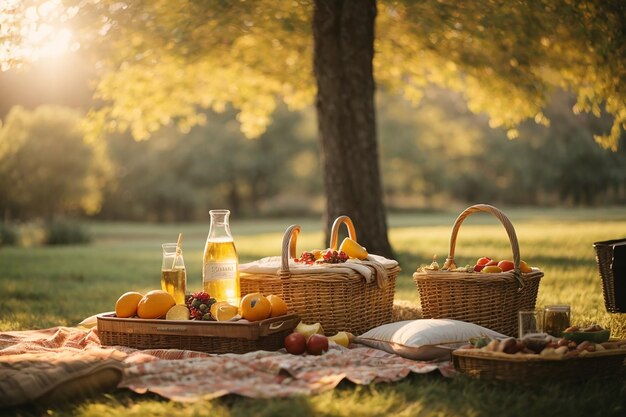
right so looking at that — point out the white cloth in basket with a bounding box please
[240,254,398,285]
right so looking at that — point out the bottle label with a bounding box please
[204,261,237,282]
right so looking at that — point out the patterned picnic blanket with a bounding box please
[0,327,454,402]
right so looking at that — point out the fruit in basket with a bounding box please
[295,251,317,265]
[476,257,492,266]
[115,291,144,318]
[187,291,217,320]
[213,303,240,321]
[137,290,176,319]
[482,265,502,273]
[267,294,288,317]
[519,260,533,273]
[328,331,354,348]
[240,293,272,321]
[307,334,329,355]
[318,249,349,264]
[497,260,515,272]
[284,332,307,354]
[165,304,191,320]
[339,238,369,260]
[295,321,324,339]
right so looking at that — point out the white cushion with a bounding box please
[356,319,504,361]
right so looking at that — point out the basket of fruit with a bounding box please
[452,334,626,382]
[239,216,400,335]
[97,290,300,354]
[412,204,543,336]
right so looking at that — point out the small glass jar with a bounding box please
[544,305,571,337]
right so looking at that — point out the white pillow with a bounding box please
[355,319,504,361]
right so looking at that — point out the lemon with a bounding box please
[165,304,190,320]
[214,303,240,321]
[339,238,368,260]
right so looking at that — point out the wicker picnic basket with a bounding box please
[593,238,626,313]
[413,204,543,336]
[452,348,626,382]
[97,313,300,354]
[239,216,400,335]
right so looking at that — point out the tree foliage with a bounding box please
[0,105,111,219]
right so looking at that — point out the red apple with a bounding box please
[474,264,486,272]
[306,334,329,355]
[284,332,307,355]
[476,257,492,266]
[485,259,498,266]
[498,260,515,272]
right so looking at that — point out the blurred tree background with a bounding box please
[0,0,625,228]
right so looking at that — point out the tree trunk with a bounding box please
[313,0,393,258]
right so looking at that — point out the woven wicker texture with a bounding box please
[452,349,626,382]
[413,204,543,336]
[240,216,399,335]
[97,313,300,354]
[593,238,626,313]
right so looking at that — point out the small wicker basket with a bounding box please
[240,216,400,335]
[593,238,626,313]
[413,204,543,336]
[97,313,300,354]
[453,348,626,382]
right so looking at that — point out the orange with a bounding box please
[239,293,271,321]
[137,290,176,319]
[165,304,190,320]
[267,294,288,317]
[210,301,231,319]
[115,291,144,318]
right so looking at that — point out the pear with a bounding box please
[328,331,355,348]
[294,321,324,339]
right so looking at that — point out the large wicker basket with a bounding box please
[413,204,543,336]
[593,238,626,313]
[240,216,400,335]
[453,348,626,382]
[97,313,300,354]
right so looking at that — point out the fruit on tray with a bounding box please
[267,294,288,318]
[328,331,354,348]
[115,291,144,318]
[339,237,369,260]
[284,332,307,355]
[240,292,272,321]
[213,303,240,321]
[295,321,324,339]
[306,334,329,355]
[165,304,191,320]
[462,333,626,358]
[187,291,217,320]
[137,290,176,319]
[562,324,611,343]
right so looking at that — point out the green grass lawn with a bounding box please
[2,207,626,416]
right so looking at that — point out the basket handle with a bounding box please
[281,224,301,272]
[329,215,358,250]
[447,204,525,290]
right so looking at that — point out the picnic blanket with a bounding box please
[0,326,454,404]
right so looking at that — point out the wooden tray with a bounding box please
[452,348,626,382]
[97,313,300,354]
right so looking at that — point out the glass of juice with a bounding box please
[161,243,187,304]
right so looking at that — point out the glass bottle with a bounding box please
[202,209,240,305]
[161,243,187,304]
[544,305,571,337]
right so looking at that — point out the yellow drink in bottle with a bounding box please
[203,210,240,305]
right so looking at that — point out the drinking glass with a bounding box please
[161,242,187,304]
[518,309,544,338]
[544,305,571,337]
